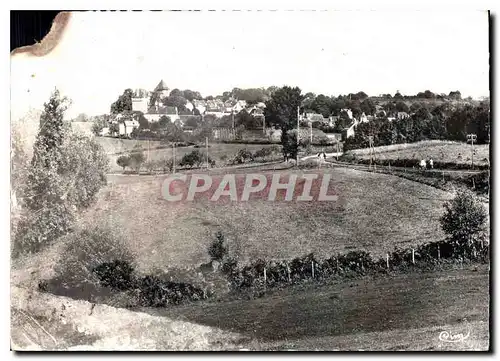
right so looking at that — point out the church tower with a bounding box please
[154,79,170,98]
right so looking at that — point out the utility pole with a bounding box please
[296,106,300,166]
[467,133,477,169]
[172,143,176,173]
[206,136,209,169]
[147,139,151,162]
[310,121,313,144]
[368,135,374,170]
[232,110,235,131]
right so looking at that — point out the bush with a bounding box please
[179,150,204,168]
[52,227,135,289]
[440,189,488,257]
[208,231,228,262]
[135,275,206,307]
[93,260,135,291]
[116,155,130,171]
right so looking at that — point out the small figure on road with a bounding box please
[429,158,434,169]
[419,159,427,170]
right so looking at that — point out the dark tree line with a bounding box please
[344,101,490,151]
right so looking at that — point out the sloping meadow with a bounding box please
[78,168,454,274]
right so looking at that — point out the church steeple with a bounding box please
[155,79,169,92]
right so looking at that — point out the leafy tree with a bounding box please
[311,94,333,118]
[111,89,133,114]
[158,115,171,128]
[236,109,261,129]
[134,112,149,130]
[281,131,298,161]
[265,86,303,160]
[117,155,130,170]
[360,98,376,115]
[109,122,119,136]
[180,150,205,168]
[163,95,187,111]
[301,92,316,111]
[410,102,423,113]
[15,90,109,254]
[449,90,462,100]
[440,190,488,255]
[394,91,403,99]
[129,150,145,172]
[91,115,107,135]
[184,116,202,129]
[395,101,410,113]
[208,231,228,262]
[183,89,203,102]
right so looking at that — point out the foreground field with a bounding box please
[11,260,489,350]
[143,264,489,350]
[78,167,454,272]
[348,140,489,166]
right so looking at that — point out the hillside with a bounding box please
[77,168,454,273]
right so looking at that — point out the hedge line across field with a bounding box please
[220,239,489,291]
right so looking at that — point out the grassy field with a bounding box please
[77,167,454,273]
[107,143,280,172]
[348,141,490,166]
[141,264,489,350]
[95,137,165,155]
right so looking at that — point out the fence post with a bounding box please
[437,244,441,260]
[287,262,291,283]
[412,248,415,265]
[263,267,267,287]
[386,253,390,270]
[311,260,315,279]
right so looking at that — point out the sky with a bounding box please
[10,10,490,119]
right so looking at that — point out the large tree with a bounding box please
[110,89,133,114]
[15,90,109,254]
[265,86,303,160]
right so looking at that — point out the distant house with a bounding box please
[179,114,202,127]
[167,106,179,122]
[248,106,265,119]
[233,100,247,113]
[100,127,110,136]
[343,119,359,139]
[326,133,342,143]
[205,107,225,118]
[397,112,410,120]
[340,108,353,120]
[131,88,151,113]
[266,127,282,142]
[119,120,139,137]
[193,100,207,114]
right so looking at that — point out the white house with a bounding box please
[119,120,139,137]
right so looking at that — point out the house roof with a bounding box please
[155,79,169,92]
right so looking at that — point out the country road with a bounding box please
[324,158,486,175]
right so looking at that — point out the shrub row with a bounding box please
[93,260,208,307]
[221,239,489,291]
